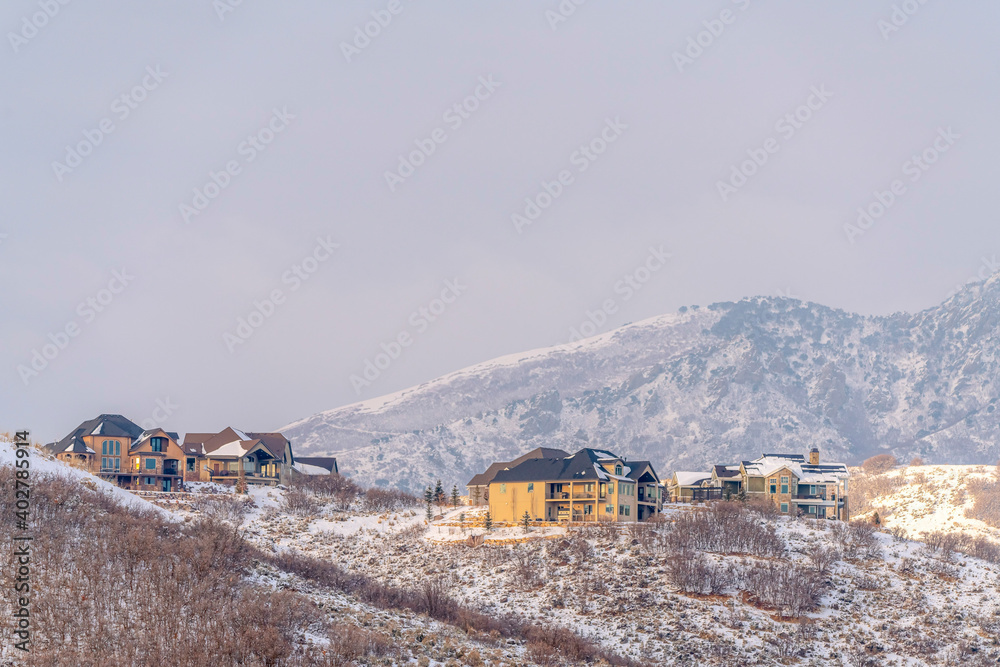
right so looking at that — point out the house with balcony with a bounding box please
[182,427,294,486]
[740,447,850,520]
[466,447,569,506]
[487,448,662,524]
[666,470,713,502]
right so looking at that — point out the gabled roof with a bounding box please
[47,414,143,455]
[743,453,849,484]
[625,460,662,484]
[190,428,290,460]
[295,457,338,473]
[672,471,712,487]
[492,448,621,484]
[713,464,741,479]
[467,447,569,487]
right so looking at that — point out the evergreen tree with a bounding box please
[424,486,434,521]
[459,512,466,534]
[451,485,460,508]
[434,480,445,506]
[521,510,531,534]
[484,510,493,532]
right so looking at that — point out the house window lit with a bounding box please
[600,483,607,497]
[527,483,534,493]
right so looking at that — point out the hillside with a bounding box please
[284,275,1000,492]
[851,463,1000,544]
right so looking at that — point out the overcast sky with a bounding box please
[2,1,998,443]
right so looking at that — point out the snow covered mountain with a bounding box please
[283,275,1000,493]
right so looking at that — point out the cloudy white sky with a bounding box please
[2,1,998,442]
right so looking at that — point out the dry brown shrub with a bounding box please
[861,454,898,475]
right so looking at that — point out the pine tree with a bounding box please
[434,480,445,506]
[426,499,433,522]
[451,485,460,508]
[872,511,881,526]
[521,510,531,534]
[459,512,466,534]
[484,510,493,532]
[424,486,434,521]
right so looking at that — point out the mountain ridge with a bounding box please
[283,275,1000,493]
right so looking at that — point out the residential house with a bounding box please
[667,471,712,502]
[45,415,187,491]
[710,464,743,498]
[488,448,662,523]
[183,427,294,486]
[466,447,569,506]
[740,447,849,520]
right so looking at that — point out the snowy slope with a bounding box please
[853,464,1000,543]
[284,275,1000,492]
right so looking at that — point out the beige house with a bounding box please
[667,471,712,502]
[739,448,849,520]
[183,427,294,486]
[466,447,569,506]
[488,448,663,524]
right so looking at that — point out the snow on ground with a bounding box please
[854,464,1000,542]
[0,439,170,517]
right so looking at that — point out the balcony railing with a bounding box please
[572,492,596,500]
[793,493,827,500]
[547,492,570,500]
[212,469,279,478]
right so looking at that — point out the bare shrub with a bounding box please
[327,623,397,666]
[831,521,882,560]
[960,535,1000,563]
[739,561,825,617]
[195,495,249,525]
[965,477,1000,528]
[665,549,731,595]
[806,544,840,577]
[862,454,898,475]
[922,531,961,561]
[511,545,542,590]
[909,456,925,466]
[282,487,320,517]
[664,502,785,557]
[292,472,361,510]
[849,473,906,515]
[361,486,421,512]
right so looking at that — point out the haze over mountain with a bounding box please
[284,275,1000,493]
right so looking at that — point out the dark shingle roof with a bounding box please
[466,447,569,487]
[47,414,143,455]
[626,461,661,483]
[713,464,741,478]
[492,448,613,484]
[295,457,338,473]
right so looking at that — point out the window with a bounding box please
[615,464,623,476]
[151,437,165,453]
[780,502,788,513]
[102,441,108,455]
[583,504,592,514]
[608,483,615,494]
[808,505,816,514]
[115,441,120,456]
[244,456,255,471]
[780,476,788,494]
[144,477,154,486]
[101,457,107,469]
[606,505,614,514]
[145,458,156,470]
[500,484,506,494]
[134,457,141,470]
[600,483,606,497]
[527,483,534,493]
[187,457,195,472]
[585,483,594,492]
[624,505,630,517]
[619,505,625,514]
[114,458,120,471]
[769,478,777,494]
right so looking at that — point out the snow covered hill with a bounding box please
[283,275,1000,493]
[851,463,1000,543]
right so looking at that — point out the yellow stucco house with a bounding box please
[488,448,663,523]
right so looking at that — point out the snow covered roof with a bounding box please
[673,471,712,487]
[743,454,849,483]
[46,414,144,456]
[293,462,330,476]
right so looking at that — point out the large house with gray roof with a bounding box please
[487,448,663,523]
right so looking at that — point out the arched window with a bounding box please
[614,464,622,476]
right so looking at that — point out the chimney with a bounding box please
[809,446,820,465]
